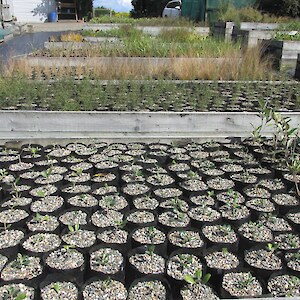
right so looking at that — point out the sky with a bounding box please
[93,0,133,12]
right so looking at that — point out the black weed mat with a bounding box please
[0,140,299,299]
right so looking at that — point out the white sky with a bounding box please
[93,0,133,12]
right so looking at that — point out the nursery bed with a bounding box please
[0,138,299,299]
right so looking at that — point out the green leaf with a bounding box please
[184,274,195,285]
[195,269,202,281]
[15,293,27,300]
[202,273,211,285]
[68,225,74,232]
[74,224,80,231]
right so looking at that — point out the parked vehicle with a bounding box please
[162,0,181,17]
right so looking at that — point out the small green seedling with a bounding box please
[184,269,211,285]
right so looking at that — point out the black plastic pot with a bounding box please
[126,246,166,285]
[39,273,80,300]
[128,275,173,300]
[167,228,206,256]
[87,244,125,283]
[96,227,131,255]
[129,226,167,256]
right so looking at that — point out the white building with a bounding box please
[3,0,56,22]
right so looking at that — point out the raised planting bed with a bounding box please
[231,28,275,48]
[261,40,300,71]
[0,137,299,299]
[213,22,279,41]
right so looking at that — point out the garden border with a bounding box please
[0,111,299,145]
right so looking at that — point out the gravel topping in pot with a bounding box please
[245,248,282,270]
[238,221,273,242]
[1,196,32,208]
[59,210,88,226]
[204,250,240,270]
[51,166,68,175]
[0,283,35,300]
[20,171,40,180]
[92,172,116,183]
[230,172,257,184]
[0,254,8,271]
[160,198,189,212]
[168,163,190,172]
[268,274,300,297]
[216,190,245,204]
[133,196,159,210]
[132,227,165,245]
[153,188,183,199]
[0,229,24,249]
[167,253,202,280]
[179,179,208,192]
[40,281,78,300]
[285,250,300,271]
[190,194,215,206]
[127,210,155,224]
[147,174,175,187]
[202,224,237,244]
[258,178,285,191]
[22,233,61,253]
[67,194,98,208]
[220,204,250,220]
[286,211,300,224]
[9,162,34,172]
[62,184,91,194]
[62,229,96,248]
[222,271,263,297]
[272,193,299,206]
[70,162,93,172]
[181,282,219,300]
[83,279,127,300]
[158,211,190,228]
[27,214,59,232]
[0,208,28,224]
[91,209,123,228]
[64,172,90,184]
[246,198,276,213]
[49,148,71,158]
[45,248,84,270]
[122,183,150,196]
[188,206,221,222]
[99,194,128,211]
[129,252,165,275]
[128,280,167,300]
[31,196,64,213]
[259,213,292,232]
[168,230,204,248]
[1,254,43,281]
[30,185,57,198]
[97,228,128,244]
[35,174,63,185]
[243,186,271,198]
[275,233,300,250]
[207,177,235,191]
[90,247,123,274]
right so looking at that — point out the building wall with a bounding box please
[6,0,56,22]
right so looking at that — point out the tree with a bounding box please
[258,0,300,17]
[131,0,169,17]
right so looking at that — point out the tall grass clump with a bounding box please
[218,3,292,24]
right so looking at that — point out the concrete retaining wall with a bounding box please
[0,111,299,145]
[15,56,240,68]
[232,28,275,47]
